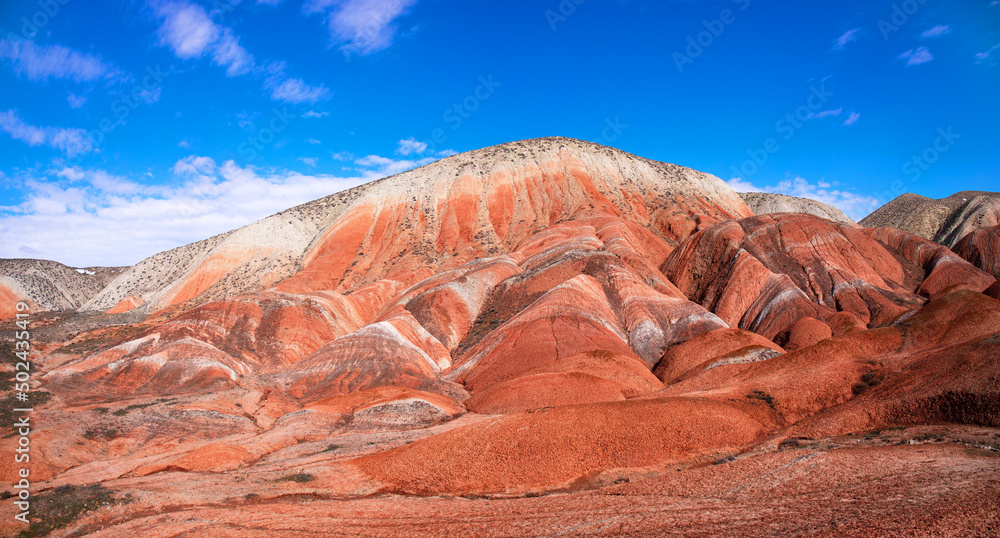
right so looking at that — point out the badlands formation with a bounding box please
[1,137,998,536]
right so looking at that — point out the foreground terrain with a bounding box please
[1,138,998,536]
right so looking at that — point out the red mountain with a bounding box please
[1,138,997,536]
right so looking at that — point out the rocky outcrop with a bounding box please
[953,226,1000,278]
[860,191,1000,247]
[740,192,857,226]
[865,227,996,297]
[662,214,941,340]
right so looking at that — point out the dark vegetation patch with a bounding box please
[15,484,132,537]
[275,473,316,483]
[852,371,886,396]
[746,390,776,409]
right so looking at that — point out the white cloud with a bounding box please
[270,77,331,104]
[302,110,330,118]
[396,137,427,155]
[0,38,124,83]
[920,25,951,38]
[307,0,419,56]
[150,0,254,76]
[149,2,329,103]
[842,111,861,126]
[0,163,372,266]
[833,28,861,50]
[898,47,934,66]
[152,1,220,58]
[178,139,191,148]
[727,176,880,221]
[0,109,94,157]
[975,44,1000,64]
[331,151,354,161]
[726,177,763,193]
[305,138,322,144]
[56,166,143,195]
[172,155,218,176]
[298,157,318,167]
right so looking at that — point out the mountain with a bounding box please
[78,137,749,318]
[0,259,125,319]
[0,138,997,536]
[739,191,857,226]
[860,191,1000,247]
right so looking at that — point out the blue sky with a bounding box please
[1,0,998,267]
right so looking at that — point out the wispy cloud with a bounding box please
[833,28,861,50]
[67,93,87,109]
[0,109,94,157]
[975,44,1000,65]
[727,176,880,221]
[354,153,439,178]
[307,0,419,56]
[149,1,331,104]
[212,28,254,76]
[149,0,254,76]
[809,108,842,120]
[842,111,861,126]
[920,25,951,38]
[297,157,318,167]
[270,77,330,104]
[0,38,124,83]
[302,110,329,118]
[898,47,934,66]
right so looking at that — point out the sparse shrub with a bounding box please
[276,473,316,483]
[746,390,776,409]
[15,484,132,538]
[852,371,886,396]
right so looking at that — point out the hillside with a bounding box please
[70,137,751,317]
[0,138,997,536]
[0,259,125,319]
[740,192,857,226]
[860,191,1000,247]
